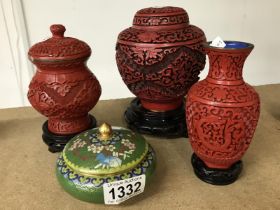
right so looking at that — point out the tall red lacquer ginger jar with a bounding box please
[28,24,101,152]
[116,6,206,137]
[186,41,260,185]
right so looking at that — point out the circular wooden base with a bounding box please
[42,115,97,153]
[191,153,243,185]
[124,98,187,138]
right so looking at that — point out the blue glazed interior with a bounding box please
[224,41,249,49]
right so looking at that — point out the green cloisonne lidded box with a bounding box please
[56,123,156,203]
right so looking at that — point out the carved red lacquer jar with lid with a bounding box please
[116,6,206,137]
[28,24,101,152]
[186,41,260,185]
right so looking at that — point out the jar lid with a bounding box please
[132,6,189,29]
[117,6,205,45]
[62,123,149,176]
[28,24,91,62]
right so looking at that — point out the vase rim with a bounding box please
[204,40,254,51]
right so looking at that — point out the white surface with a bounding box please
[0,0,33,108]
[103,175,146,205]
[0,0,279,108]
[210,36,226,48]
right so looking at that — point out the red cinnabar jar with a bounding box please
[186,41,260,185]
[28,24,101,152]
[116,6,206,137]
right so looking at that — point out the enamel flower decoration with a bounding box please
[121,139,130,146]
[121,139,135,150]
[94,153,122,169]
[68,138,86,151]
[68,130,137,170]
[105,145,116,152]
[87,145,104,153]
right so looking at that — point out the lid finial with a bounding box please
[98,123,112,140]
[50,24,66,38]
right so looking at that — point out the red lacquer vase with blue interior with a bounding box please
[186,41,260,185]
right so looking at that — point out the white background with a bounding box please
[0,0,279,108]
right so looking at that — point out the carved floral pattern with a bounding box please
[133,14,188,27]
[118,26,205,44]
[186,101,260,167]
[28,73,101,133]
[136,7,186,14]
[191,81,259,103]
[116,44,205,101]
[28,38,90,58]
[46,82,79,97]
[207,51,249,81]
[133,7,189,27]
[28,75,100,118]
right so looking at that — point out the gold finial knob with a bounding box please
[98,123,112,140]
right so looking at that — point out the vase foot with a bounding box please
[124,98,187,138]
[42,114,97,153]
[191,153,242,185]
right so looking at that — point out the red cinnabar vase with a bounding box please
[186,41,260,185]
[28,24,101,153]
[116,6,206,137]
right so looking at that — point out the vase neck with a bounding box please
[205,45,253,85]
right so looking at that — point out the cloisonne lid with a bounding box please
[117,6,205,44]
[63,123,149,176]
[28,24,91,62]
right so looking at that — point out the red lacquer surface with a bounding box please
[28,25,101,135]
[186,42,260,169]
[116,7,206,111]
